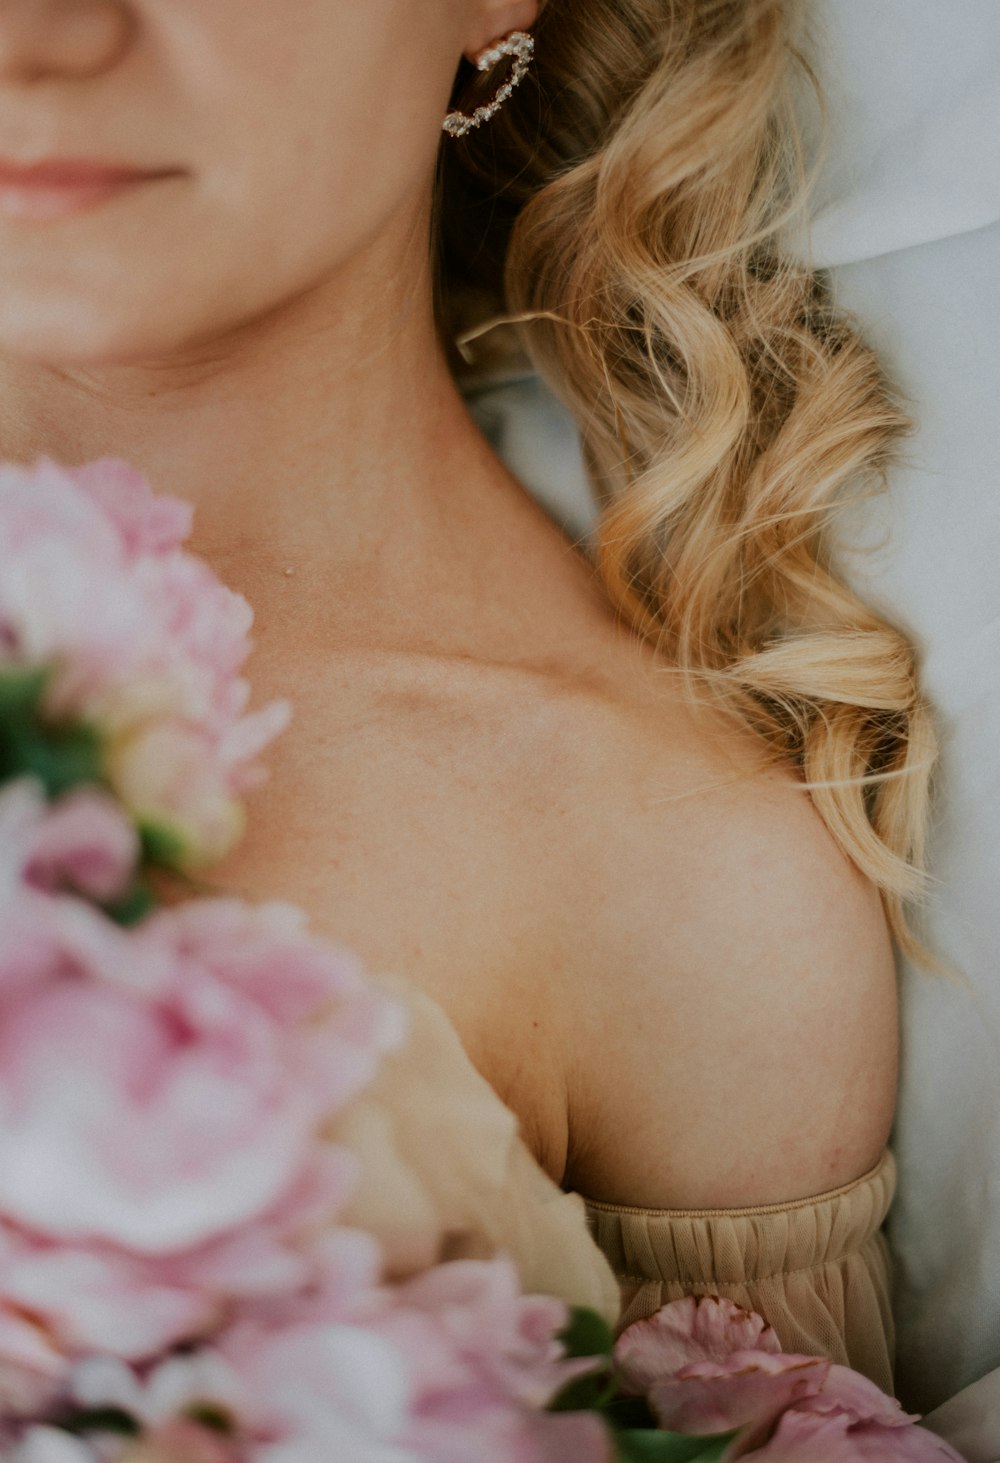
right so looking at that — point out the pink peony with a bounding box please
[0,861,404,1393]
[21,785,139,902]
[0,781,144,1000]
[56,1260,609,1463]
[0,1194,381,1387]
[7,1427,107,1462]
[372,1259,596,1415]
[615,1297,966,1460]
[359,1259,613,1462]
[0,457,289,869]
[129,1258,613,1463]
[0,1271,68,1419]
[0,894,402,1253]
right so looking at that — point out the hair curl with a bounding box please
[437,0,936,959]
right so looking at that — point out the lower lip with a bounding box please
[0,175,165,221]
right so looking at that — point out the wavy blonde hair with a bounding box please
[437,0,936,958]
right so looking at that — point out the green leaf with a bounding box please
[103,879,156,927]
[614,1431,738,1463]
[0,711,105,796]
[139,818,191,870]
[0,665,49,717]
[17,721,104,796]
[54,1407,139,1437]
[184,1403,237,1435]
[0,668,106,796]
[559,1306,616,1362]
[548,1364,616,1414]
[605,1395,659,1429]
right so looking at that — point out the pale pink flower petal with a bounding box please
[0,893,401,1255]
[741,1410,862,1462]
[25,788,139,901]
[169,1163,374,1314]
[70,1351,239,1429]
[615,1296,782,1396]
[149,898,392,1030]
[0,979,320,1250]
[69,458,192,555]
[644,1350,828,1436]
[212,1259,612,1463]
[215,1318,415,1457]
[218,701,293,789]
[147,899,407,1113]
[8,1426,101,1463]
[386,1259,584,1410]
[0,782,148,997]
[743,1407,967,1461]
[847,1425,968,1462]
[0,1243,216,1358]
[0,1172,374,1373]
[0,1307,67,1417]
[797,1363,921,1428]
[616,1297,965,1461]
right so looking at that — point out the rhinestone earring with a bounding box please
[442,31,535,139]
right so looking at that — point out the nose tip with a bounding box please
[0,1,133,83]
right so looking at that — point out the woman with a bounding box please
[0,0,930,1395]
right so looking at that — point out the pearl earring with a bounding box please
[442,31,535,139]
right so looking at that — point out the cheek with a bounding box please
[208,2,456,257]
[210,36,449,292]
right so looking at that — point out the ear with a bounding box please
[462,0,539,57]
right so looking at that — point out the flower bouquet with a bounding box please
[0,459,966,1462]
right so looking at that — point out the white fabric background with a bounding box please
[803,1,1000,1420]
[465,0,1000,1423]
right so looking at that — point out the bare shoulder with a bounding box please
[550,680,898,1211]
[237,635,897,1209]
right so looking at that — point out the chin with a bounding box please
[0,283,211,367]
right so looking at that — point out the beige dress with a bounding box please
[581,1149,897,1395]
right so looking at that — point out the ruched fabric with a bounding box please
[581,1149,897,1395]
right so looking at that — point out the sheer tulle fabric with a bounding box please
[582,1150,896,1394]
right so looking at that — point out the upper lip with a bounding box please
[0,157,176,185]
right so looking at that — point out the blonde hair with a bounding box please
[437,0,936,958]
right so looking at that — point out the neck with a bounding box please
[0,222,489,599]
